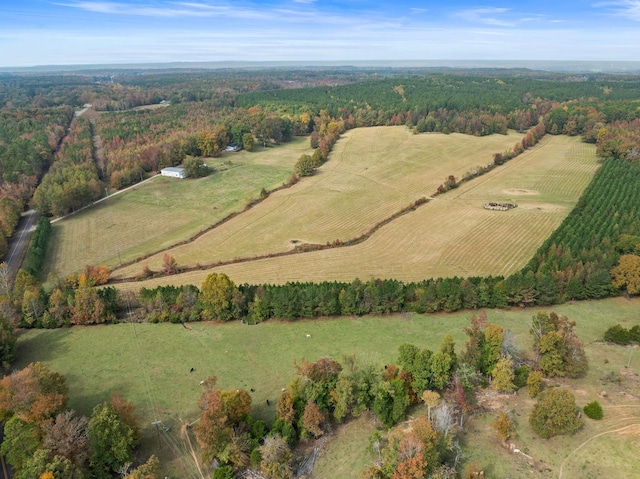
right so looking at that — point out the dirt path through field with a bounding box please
[558,422,640,479]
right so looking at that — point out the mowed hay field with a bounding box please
[14,297,640,478]
[42,136,314,279]
[114,134,597,290]
[111,127,524,280]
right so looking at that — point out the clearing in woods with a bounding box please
[112,126,525,280]
[112,133,598,290]
[42,136,314,279]
[14,297,640,478]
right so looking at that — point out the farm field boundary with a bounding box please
[42,136,314,279]
[111,127,525,280]
[112,134,597,290]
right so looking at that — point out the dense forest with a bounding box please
[4,69,640,228]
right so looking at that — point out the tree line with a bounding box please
[0,106,73,259]
[32,117,103,217]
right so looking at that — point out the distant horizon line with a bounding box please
[2,59,640,74]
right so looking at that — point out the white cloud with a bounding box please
[593,1,640,20]
[54,0,360,24]
[455,7,515,27]
[4,22,640,67]
[454,7,548,27]
[55,1,263,18]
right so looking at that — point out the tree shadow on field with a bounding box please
[63,374,135,417]
[14,327,71,367]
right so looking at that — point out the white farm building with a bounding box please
[161,167,187,179]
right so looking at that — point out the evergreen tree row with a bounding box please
[23,216,51,276]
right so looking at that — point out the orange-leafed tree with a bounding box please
[392,451,427,479]
[491,410,514,441]
[0,362,68,423]
[276,390,295,424]
[195,377,252,464]
[80,265,110,285]
[302,401,324,438]
[161,254,177,275]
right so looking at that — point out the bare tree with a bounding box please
[501,330,519,361]
[432,401,458,439]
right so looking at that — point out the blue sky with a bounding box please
[1,0,640,67]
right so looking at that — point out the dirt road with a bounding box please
[5,210,37,276]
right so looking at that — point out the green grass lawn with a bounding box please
[14,296,640,477]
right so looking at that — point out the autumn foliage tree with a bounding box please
[611,254,640,295]
[194,376,252,465]
[79,265,110,285]
[531,312,588,378]
[294,154,317,177]
[302,401,324,438]
[392,451,427,479]
[276,390,295,424]
[199,272,241,321]
[526,370,543,397]
[111,391,141,445]
[0,362,68,423]
[491,356,516,393]
[491,410,514,441]
[161,253,177,275]
[71,278,110,325]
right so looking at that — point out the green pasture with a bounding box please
[42,136,313,280]
[14,297,640,477]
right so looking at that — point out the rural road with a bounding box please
[5,209,37,276]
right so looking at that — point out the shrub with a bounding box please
[250,448,262,468]
[213,465,234,479]
[604,324,631,345]
[526,371,543,398]
[529,389,582,438]
[583,401,604,420]
[513,365,531,389]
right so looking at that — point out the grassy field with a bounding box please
[14,297,640,478]
[112,134,598,290]
[42,136,314,280]
[111,127,524,280]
